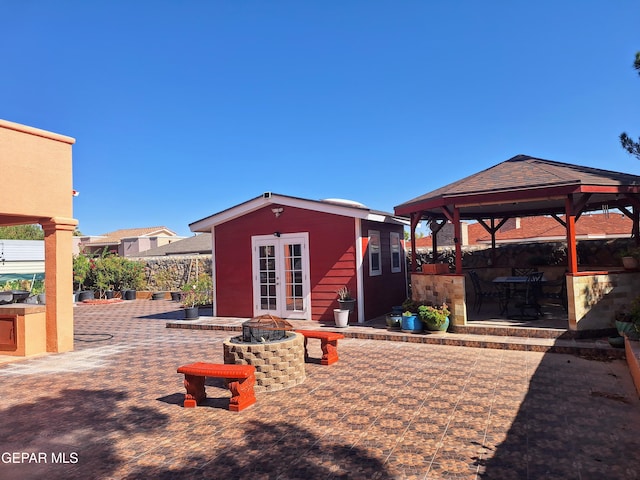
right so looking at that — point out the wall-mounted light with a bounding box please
[274,232,281,237]
[271,207,284,218]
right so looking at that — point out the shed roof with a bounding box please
[190,192,408,232]
[395,155,640,220]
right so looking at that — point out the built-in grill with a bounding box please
[241,314,294,343]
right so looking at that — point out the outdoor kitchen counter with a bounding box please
[0,303,47,356]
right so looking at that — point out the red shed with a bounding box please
[189,192,408,323]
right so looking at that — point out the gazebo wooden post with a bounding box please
[410,212,421,272]
[565,195,578,274]
[431,220,439,264]
[490,218,497,266]
[453,206,462,274]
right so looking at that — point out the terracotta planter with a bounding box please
[623,257,639,270]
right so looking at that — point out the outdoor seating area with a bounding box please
[0,300,638,479]
[467,269,567,324]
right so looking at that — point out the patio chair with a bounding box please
[468,271,501,314]
[511,267,538,277]
[511,272,544,319]
[541,275,568,312]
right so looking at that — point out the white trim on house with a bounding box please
[211,226,217,317]
[250,232,311,320]
[354,218,364,324]
[368,230,382,277]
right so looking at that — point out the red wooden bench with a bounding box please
[177,362,256,412]
[295,330,345,365]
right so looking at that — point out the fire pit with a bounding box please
[223,314,306,392]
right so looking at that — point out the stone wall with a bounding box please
[411,273,467,326]
[412,238,636,272]
[130,255,212,291]
[569,272,640,331]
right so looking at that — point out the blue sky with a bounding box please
[2,1,639,237]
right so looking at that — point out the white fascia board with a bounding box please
[190,194,374,232]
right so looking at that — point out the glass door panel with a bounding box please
[252,234,310,319]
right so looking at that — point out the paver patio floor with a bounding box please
[1,300,639,479]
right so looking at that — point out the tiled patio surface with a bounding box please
[1,300,640,479]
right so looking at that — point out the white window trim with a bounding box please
[368,230,382,276]
[390,231,402,273]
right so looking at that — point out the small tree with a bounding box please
[620,52,640,160]
[181,274,213,307]
[73,254,90,291]
[0,224,44,240]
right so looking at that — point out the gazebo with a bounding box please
[394,154,640,331]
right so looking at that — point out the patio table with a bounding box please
[492,275,546,316]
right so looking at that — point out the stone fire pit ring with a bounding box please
[223,332,306,393]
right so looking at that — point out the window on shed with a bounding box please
[368,230,381,276]
[390,232,402,273]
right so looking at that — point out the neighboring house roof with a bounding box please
[468,213,632,244]
[136,233,212,256]
[190,192,409,231]
[410,213,632,249]
[80,226,178,247]
[395,154,640,220]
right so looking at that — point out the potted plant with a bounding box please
[385,311,402,330]
[181,274,213,320]
[418,303,450,332]
[401,310,422,333]
[152,269,173,301]
[336,286,356,312]
[620,247,640,270]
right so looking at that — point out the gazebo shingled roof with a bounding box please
[394,154,640,274]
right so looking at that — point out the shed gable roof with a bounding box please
[190,192,408,232]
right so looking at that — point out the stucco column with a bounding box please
[41,217,78,353]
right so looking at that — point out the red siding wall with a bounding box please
[214,205,357,322]
[361,220,408,319]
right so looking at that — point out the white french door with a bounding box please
[251,233,310,319]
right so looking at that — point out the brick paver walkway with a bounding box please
[1,300,639,479]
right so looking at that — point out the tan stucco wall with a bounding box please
[0,119,77,354]
[0,120,74,220]
[411,273,467,326]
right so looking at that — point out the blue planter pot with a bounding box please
[401,314,422,333]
